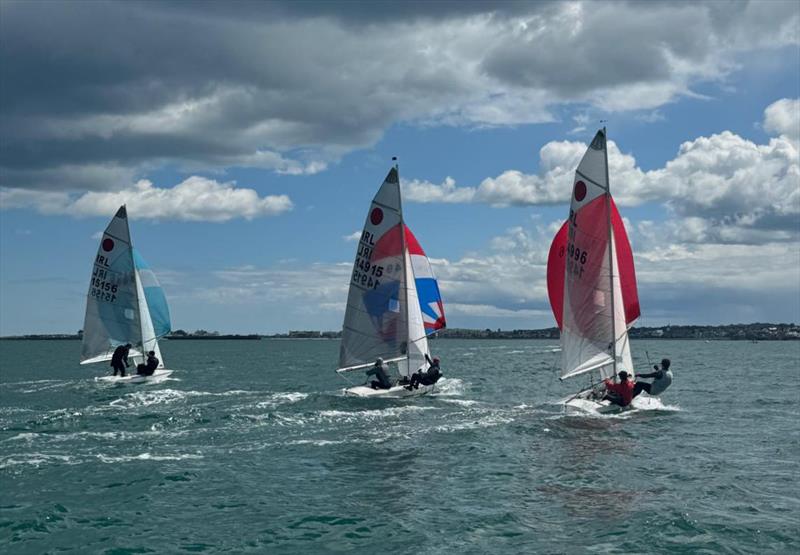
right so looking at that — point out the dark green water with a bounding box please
[1,339,798,554]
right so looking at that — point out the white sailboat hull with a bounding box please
[343,382,437,398]
[95,368,173,384]
[563,388,664,415]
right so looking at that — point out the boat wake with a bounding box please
[558,394,681,419]
[434,377,466,396]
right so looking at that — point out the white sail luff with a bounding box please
[399,247,429,377]
[603,128,617,378]
[610,231,633,378]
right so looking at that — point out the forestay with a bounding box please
[546,129,640,382]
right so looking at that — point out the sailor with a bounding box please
[407,354,442,390]
[366,358,392,389]
[633,358,673,398]
[603,370,634,407]
[110,343,132,377]
[136,351,160,376]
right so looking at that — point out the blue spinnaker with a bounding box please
[132,249,172,338]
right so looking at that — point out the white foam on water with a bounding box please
[431,412,515,433]
[96,452,204,463]
[317,405,437,422]
[630,396,676,411]
[4,429,191,444]
[287,439,348,447]
[17,380,73,394]
[108,387,266,409]
[255,392,308,408]
[5,432,40,442]
[435,378,466,396]
[0,379,65,388]
[109,388,194,408]
[439,398,481,407]
[0,453,78,469]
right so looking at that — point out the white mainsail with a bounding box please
[339,167,409,372]
[551,129,638,382]
[81,206,170,369]
[81,206,141,364]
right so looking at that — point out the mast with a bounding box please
[126,204,147,358]
[602,127,618,379]
[394,156,411,364]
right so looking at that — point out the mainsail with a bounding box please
[546,129,639,381]
[81,206,170,368]
[81,206,141,364]
[338,167,446,378]
[339,167,409,372]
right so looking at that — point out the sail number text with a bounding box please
[560,242,589,279]
[91,256,120,303]
[353,238,385,289]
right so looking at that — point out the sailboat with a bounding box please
[337,164,446,398]
[546,129,643,413]
[81,206,173,383]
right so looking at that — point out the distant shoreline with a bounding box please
[2,323,798,341]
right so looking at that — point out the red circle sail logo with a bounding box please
[370,207,384,226]
[574,181,587,202]
[102,238,115,252]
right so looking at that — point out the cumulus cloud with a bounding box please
[342,231,362,242]
[763,98,800,142]
[1,1,797,191]
[436,219,799,327]
[405,121,800,241]
[0,177,293,222]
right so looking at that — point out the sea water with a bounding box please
[1,339,798,554]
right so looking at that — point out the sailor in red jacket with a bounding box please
[603,370,634,407]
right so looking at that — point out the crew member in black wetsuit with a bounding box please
[407,354,442,390]
[136,351,159,376]
[366,358,392,389]
[110,343,131,377]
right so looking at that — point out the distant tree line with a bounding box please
[3,323,798,341]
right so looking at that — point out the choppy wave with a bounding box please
[0,453,78,469]
[96,452,204,463]
[2,339,797,554]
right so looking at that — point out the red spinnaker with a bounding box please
[547,197,639,329]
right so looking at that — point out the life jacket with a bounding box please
[605,379,634,406]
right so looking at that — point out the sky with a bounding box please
[0,0,798,335]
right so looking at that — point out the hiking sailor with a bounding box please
[136,351,160,376]
[633,358,673,398]
[407,354,442,390]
